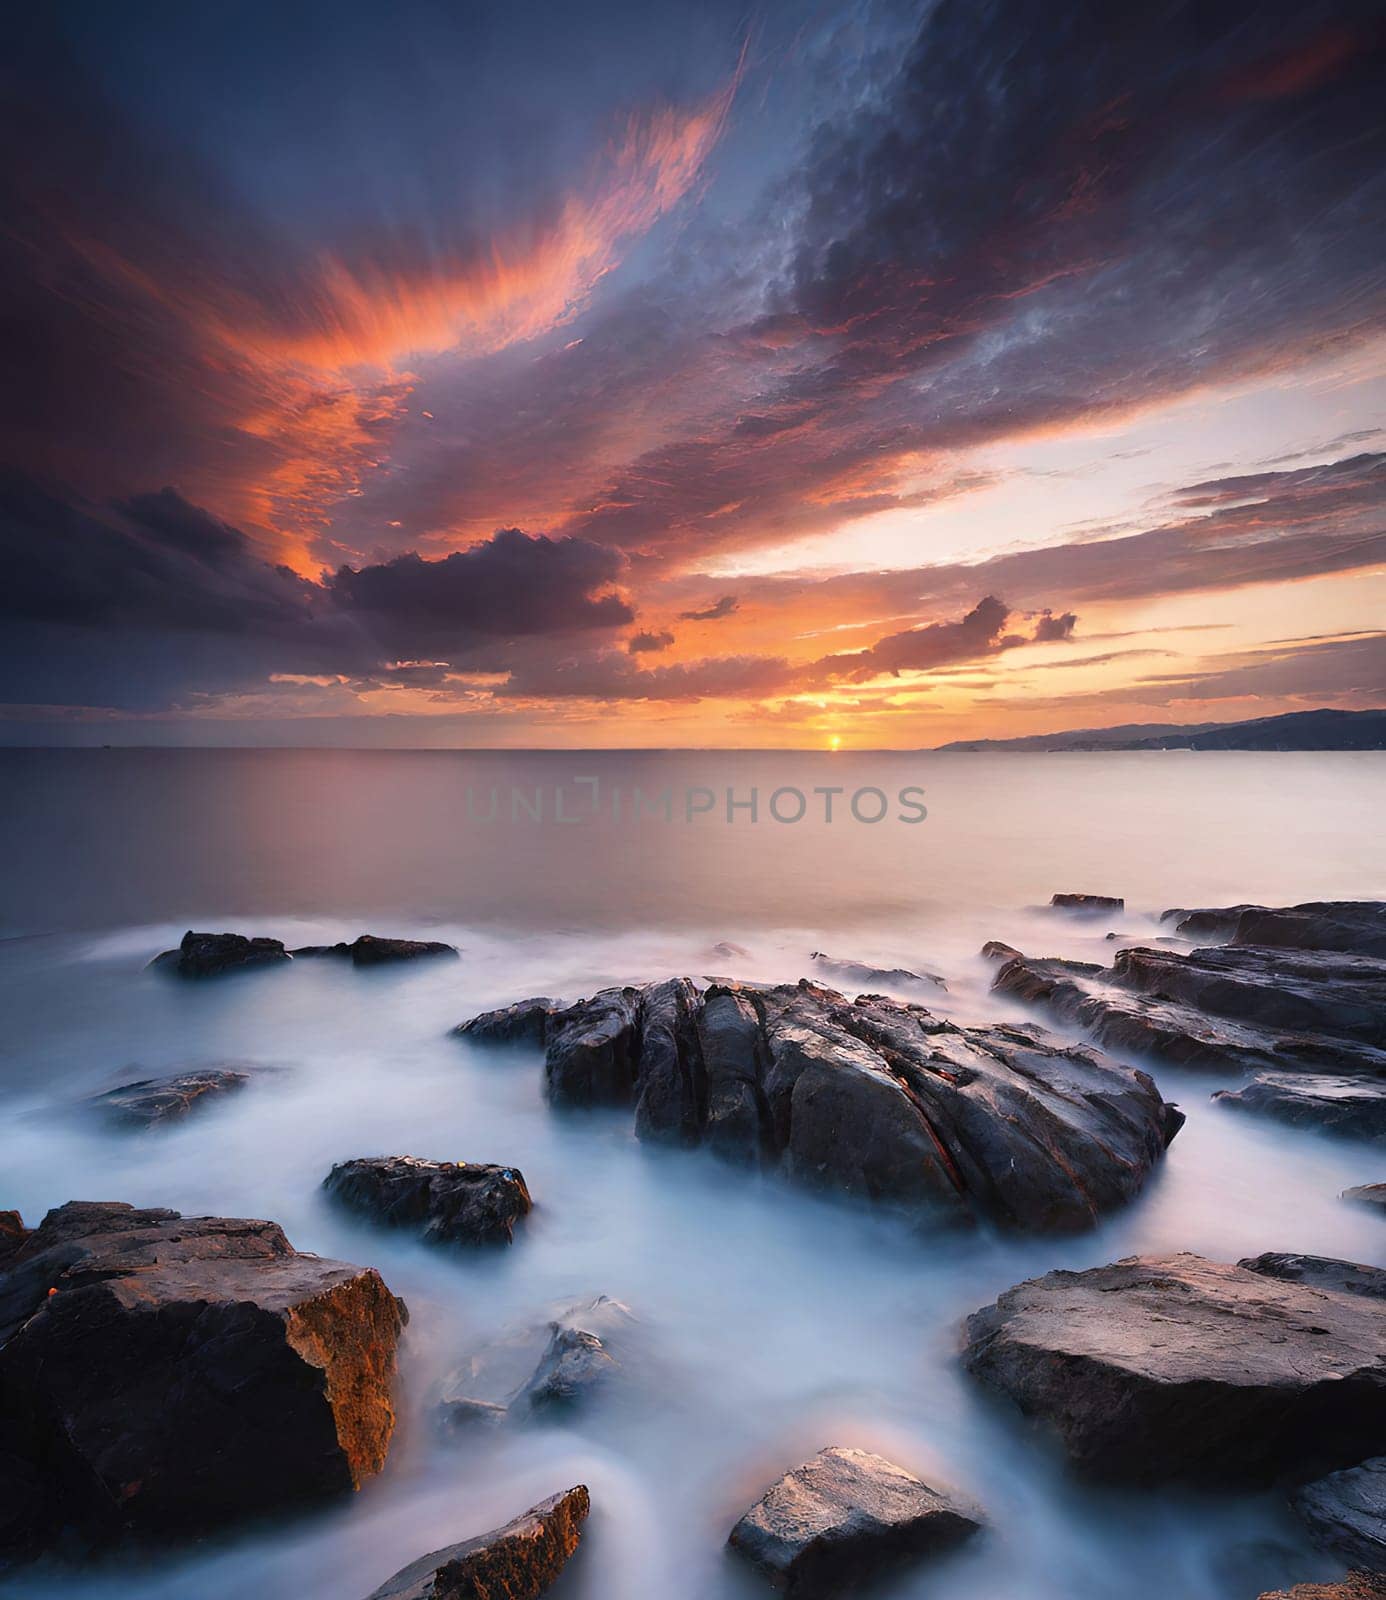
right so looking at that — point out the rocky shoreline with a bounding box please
[2,900,1383,1595]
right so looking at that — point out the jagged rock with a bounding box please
[85,1068,251,1128]
[1292,1458,1386,1572]
[363,1485,590,1600]
[150,930,289,978]
[516,1327,619,1416]
[453,998,560,1046]
[1160,904,1263,939]
[324,1157,532,1247]
[0,1214,27,1264]
[0,1202,405,1561]
[632,977,704,1146]
[1213,1075,1386,1142]
[545,987,641,1106]
[1050,892,1124,913]
[962,1252,1386,1485]
[1259,1578,1386,1599]
[436,1296,635,1429]
[809,952,947,992]
[292,934,457,965]
[462,979,1181,1233]
[727,1446,983,1597]
[1344,1184,1386,1215]
[1241,1252,1386,1300]
[991,934,1386,1141]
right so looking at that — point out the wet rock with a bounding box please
[1212,1075,1386,1143]
[292,934,457,965]
[1240,1252,1386,1301]
[991,933,1386,1141]
[1292,1457,1386,1573]
[0,1213,27,1265]
[544,987,642,1107]
[962,1252,1386,1485]
[515,1326,619,1416]
[324,1156,532,1247]
[1259,1578,1386,1600]
[463,979,1182,1233]
[149,930,289,978]
[1343,1184,1386,1216]
[727,1445,984,1597]
[1050,892,1124,914]
[980,940,1022,962]
[632,977,704,1146]
[436,1296,635,1428]
[1233,903,1386,958]
[0,1201,405,1560]
[85,1067,251,1128]
[1160,904,1263,939]
[809,952,947,992]
[364,1485,590,1600]
[453,998,560,1046]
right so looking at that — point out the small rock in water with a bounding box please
[324,1156,532,1247]
[453,997,561,1046]
[1050,892,1124,913]
[962,1252,1386,1484]
[727,1445,984,1597]
[0,1201,405,1562]
[710,940,751,960]
[362,1485,590,1600]
[1343,1184,1386,1216]
[1292,1457,1386,1573]
[436,1295,636,1430]
[809,951,947,991]
[149,930,289,978]
[980,940,1022,962]
[292,934,457,965]
[85,1067,251,1128]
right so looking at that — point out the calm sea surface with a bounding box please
[0,748,1383,1599]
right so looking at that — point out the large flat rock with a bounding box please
[0,1201,405,1560]
[962,1253,1386,1485]
[459,979,1183,1234]
[364,1486,589,1600]
[1212,1074,1386,1142]
[728,1446,983,1597]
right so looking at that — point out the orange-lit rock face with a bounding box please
[0,1202,407,1558]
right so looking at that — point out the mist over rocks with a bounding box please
[0,1202,406,1563]
[961,1253,1386,1485]
[291,934,458,965]
[458,977,1182,1233]
[1292,1457,1386,1574]
[324,1156,532,1247]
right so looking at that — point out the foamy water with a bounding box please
[0,749,1383,1599]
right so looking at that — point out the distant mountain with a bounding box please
[935,708,1386,752]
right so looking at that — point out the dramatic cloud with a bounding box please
[1032,612,1079,643]
[325,532,634,657]
[678,595,739,621]
[814,597,1019,681]
[627,629,675,654]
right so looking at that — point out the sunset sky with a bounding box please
[2,0,1384,747]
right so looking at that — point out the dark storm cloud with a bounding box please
[324,532,633,657]
[0,477,637,709]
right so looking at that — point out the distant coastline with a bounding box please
[933,706,1386,753]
